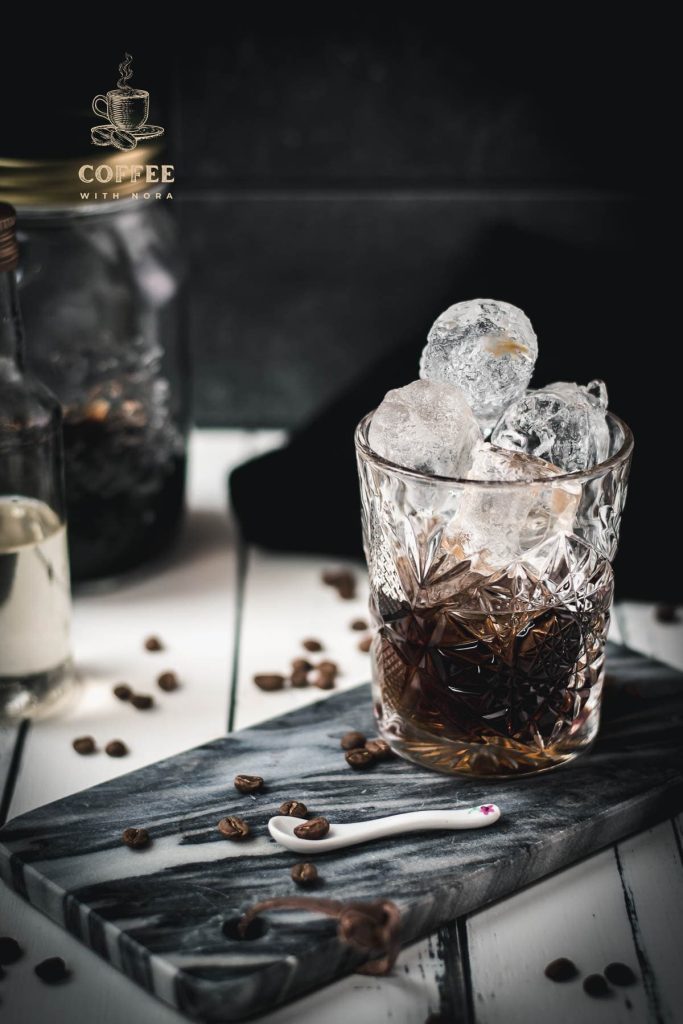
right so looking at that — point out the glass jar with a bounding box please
[15,201,188,584]
[356,411,633,778]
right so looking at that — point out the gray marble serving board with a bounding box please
[1,642,682,1022]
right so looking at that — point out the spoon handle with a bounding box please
[339,805,501,846]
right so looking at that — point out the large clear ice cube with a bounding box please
[419,298,538,431]
[491,380,610,473]
[368,379,482,478]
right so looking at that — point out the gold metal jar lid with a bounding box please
[0,144,163,209]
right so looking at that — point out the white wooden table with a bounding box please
[1,430,682,1024]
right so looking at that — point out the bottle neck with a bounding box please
[0,268,25,371]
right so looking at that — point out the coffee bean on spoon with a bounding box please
[291,862,319,886]
[234,774,264,793]
[122,827,151,849]
[293,817,329,840]
[72,736,96,755]
[345,748,374,769]
[218,816,251,840]
[279,800,308,817]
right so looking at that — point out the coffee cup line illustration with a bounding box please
[91,54,164,151]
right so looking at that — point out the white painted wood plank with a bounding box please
[0,429,283,1024]
[616,821,683,1024]
[233,549,372,730]
[467,847,651,1024]
[618,601,683,670]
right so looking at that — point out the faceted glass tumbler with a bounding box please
[355,412,633,778]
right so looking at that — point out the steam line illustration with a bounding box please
[91,54,164,151]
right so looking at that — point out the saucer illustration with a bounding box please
[90,54,164,152]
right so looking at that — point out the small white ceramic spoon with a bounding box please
[268,804,501,854]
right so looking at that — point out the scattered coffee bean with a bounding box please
[302,638,323,652]
[130,694,155,710]
[358,635,372,653]
[291,862,319,886]
[34,957,70,984]
[290,669,309,688]
[312,671,335,690]
[322,568,357,600]
[122,826,150,849]
[345,748,375,769]
[279,800,307,817]
[253,673,285,692]
[544,957,578,982]
[291,658,312,672]
[583,974,610,998]
[113,684,132,701]
[318,660,338,676]
[234,774,264,794]
[144,635,164,651]
[293,817,330,840]
[351,618,368,631]
[218,816,251,840]
[655,603,679,624]
[604,962,637,986]
[72,736,96,755]
[157,671,179,692]
[105,740,128,758]
[365,738,392,760]
[341,730,366,750]
[0,937,23,965]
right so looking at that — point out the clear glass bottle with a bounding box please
[0,203,75,720]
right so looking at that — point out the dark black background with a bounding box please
[2,21,674,598]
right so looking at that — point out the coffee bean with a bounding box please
[351,619,368,631]
[302,638,323,652]
[144,635,164,651]
[336,576,356,600]
[291,658,312,672]
[157,671,179,692]
[291,862,319,886]
[655,603,679,624]
[105,740,128,758]
[34,957,70,984]
[365,738,392,760]
[218,816,251,840]
[279,800,307,817]
[130,694,154,710]
[234,774,264,793]
[253,674,285,691]
[293,817,330,840]
[322,568,345,586]
[322,568,357,600]
[312,671,335,690]
[113,684,132,701]
[583,974,610,997]
[345,748,375,769]
[544,957,578,982]
[72,736,96,755]
[122,827,150,848]
[341,730,366,750]
[358,635,372,653]
[604,962,637,986]
[290,669,309,687]
[0,937,23,965]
